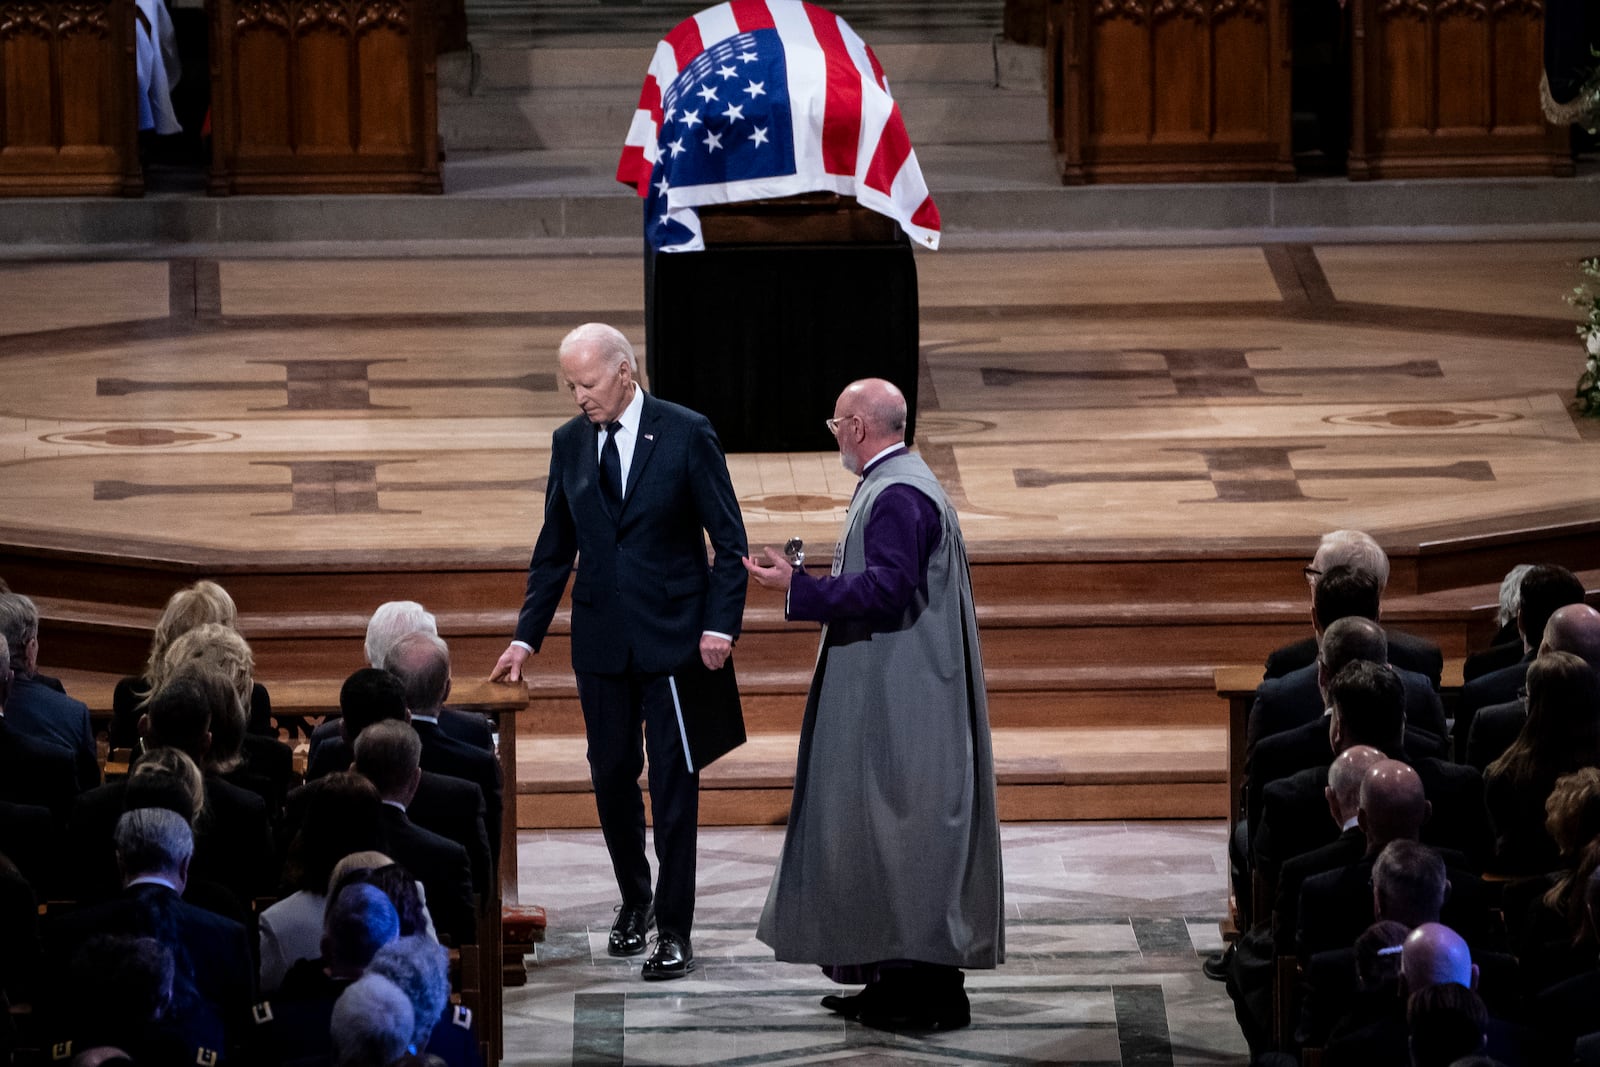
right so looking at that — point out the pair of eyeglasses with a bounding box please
[824,414,860,435]
[1303,565,1322,583]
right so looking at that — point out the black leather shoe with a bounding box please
[820,989,869,1018]
[608,903,654,958]
[858,972,970,1031]
[640,932,695,980]
[1201,946,1233,982]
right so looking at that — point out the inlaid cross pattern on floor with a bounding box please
[0,241,1593,558]
[503,823,1244,1066]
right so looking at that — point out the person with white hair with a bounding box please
[364,601,438,670]
[330,973,414,1067]
[1261,531,1443,687]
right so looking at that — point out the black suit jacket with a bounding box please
[1246,663,1447,755]
[0,716,79,816]
[4,675,99,792]
[1453,651,1533,750]
[514,392,748,674]
[1272,825,1366,954]
[412,718,501,867]
[1296,848,1487,960]
[46,882,253,1051]
[111,677,275,750]
[1265,630,1444,689]
[306,705,492,768]
[1465,697,1526,772]
[377,804,476,947]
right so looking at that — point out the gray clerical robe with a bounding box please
[757,452,1005,969]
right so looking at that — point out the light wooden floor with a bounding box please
[1,241,1595,561]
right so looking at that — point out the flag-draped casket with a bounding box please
[616,0,940,252]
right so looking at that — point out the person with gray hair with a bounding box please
[46,808,253,1057]
[0,591,99,790]
[1462,563,1538,684]
[0,634,79,816]
[388,632,501,874]
[330,973,414,1067]
[355,720,475,946]
[365,934,480,1063]
[1468,603,1600,771]
[490,320,748,980]
[1263,531,1444,687]
[365,600,438,669]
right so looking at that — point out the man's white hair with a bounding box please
[559,322,637,372]
[1496,564,1535,629]
[365,601,437,669]
[1314,530,1391,590]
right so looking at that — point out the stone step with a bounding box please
[463,40,1031,92]
[438,81,1046,151]
[514,725,1229,827]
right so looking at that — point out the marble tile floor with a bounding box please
[503,821,1248,1065]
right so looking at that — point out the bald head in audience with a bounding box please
[1318,616,1389,699]
[1372,839,1448,930]
[1542,603,1600,671]
[1402,922,1477,992]
[1326,745,1386,830]
[385,632,451,719]
[1359,760,1431,853]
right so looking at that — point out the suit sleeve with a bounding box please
[515,432,580,649]
[685,416,748,639]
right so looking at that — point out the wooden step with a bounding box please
[514,725,1227,828]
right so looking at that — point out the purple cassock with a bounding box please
[756,447,1005,974]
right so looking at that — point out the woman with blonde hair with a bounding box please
[111,580,273,747]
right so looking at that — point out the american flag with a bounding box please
[617,0,941,253]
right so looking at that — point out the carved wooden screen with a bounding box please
[1046,0,1293,183]
[1349,0,1570,178]
[0,0,141,195]
[208,0,441,193]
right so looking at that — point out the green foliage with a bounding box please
[1574,257,1600,418]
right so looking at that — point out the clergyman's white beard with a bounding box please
[840,451,860,475]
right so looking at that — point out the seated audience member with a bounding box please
[1247,579,1446,755]
[259,772,387,993]
[58,934,223,1066]
[1265,530,1443,687]
[1456,564,1587,753]
[112,580,275,747]
[330,856,435,941]
[0,592,99,791]
[0,849,42,1010]
[1468,603,1600,772]
[253,882,401,1063]
[0,636,79,819]
[1298,919,1409,1050]
[1532,865,1600,1060]
[1463,565,1535,683]
[1406,982,1491,1067]
[1251,660,1408,882]
[295,669,489,895]
[308,601,491,767]
[366,935,481,1067]
[354,721,476,946]
[330,973,415,1067]
[1483,651,1600,876]
[1505,769,1600,986]
[147,622,294,820]
[66,745,205,901]
[386,632,502,865]
[47,809,253,1056]
[1297,780,1487,960]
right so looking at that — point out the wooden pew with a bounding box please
[0,0,143,195]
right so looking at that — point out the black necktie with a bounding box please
[600,421,623,502]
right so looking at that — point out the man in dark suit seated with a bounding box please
[297,668,490,896]
[1264,530,1443,688]
[1247,575,1446,756]
[0,638,79,820]
[1466,602,1600,771]
[1455,564,1588,757]
[46,808,252,1059]
[353,720,476,946]
[307,600,494,770]
[386,632,501,870]
[0,592,100,792]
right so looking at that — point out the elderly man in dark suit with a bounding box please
[491,322,747,980]
[1264,531,1443,687]
[0,592,99,792]
[1466,602,1600,771]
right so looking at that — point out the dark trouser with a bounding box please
[576,669,699,940]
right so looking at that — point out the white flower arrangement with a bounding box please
[1575,257,1600,417]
